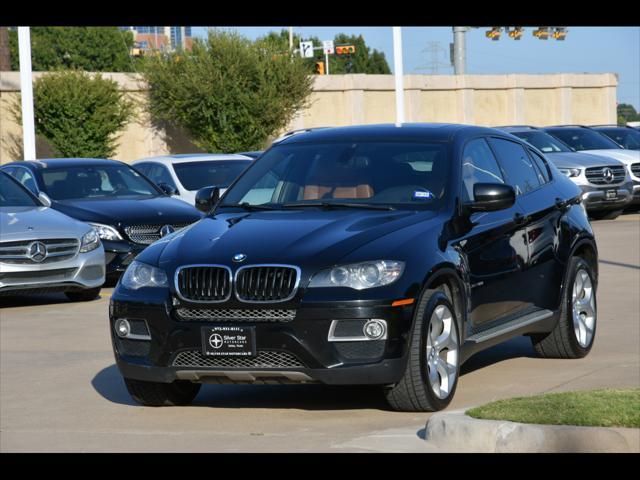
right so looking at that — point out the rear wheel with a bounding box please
[531,256,596,359]
[65,287,101,302]
[124,378,201,407]
[589,209,623,220]
[385,289,460,412]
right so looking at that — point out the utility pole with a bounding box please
[0,26,11,71]
[392,27,405,124]
[18,27,36,160]
[452,26,467,75]
[289,27,293,52]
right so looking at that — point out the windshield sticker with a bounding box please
[412,190,434,201]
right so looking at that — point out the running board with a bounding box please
[466,309,554,344]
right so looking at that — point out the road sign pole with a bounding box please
[18,26,36,160]
[325,51,329,75]
[392,27,405,124]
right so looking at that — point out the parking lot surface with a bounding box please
[1,214,638,452]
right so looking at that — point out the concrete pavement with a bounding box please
[1,214,638,452]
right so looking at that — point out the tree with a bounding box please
[257,30,391,75]
[617,103,640,125]
[8,27,134,72]
[142,29,313,152]
[13,70,135,158]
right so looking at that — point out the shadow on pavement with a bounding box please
[461,335,537,377]
[92,364,390,411]
[0,292,107,309]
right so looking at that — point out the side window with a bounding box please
[134,163,151,176]
[528,149,550,183]
[461,138,505,202]
[13,168,38,194]
[488,138,541,196]
[147,164,177,189]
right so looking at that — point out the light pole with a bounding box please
[392,27,404,124]
[18,27,36,160]
[452,26,467,75]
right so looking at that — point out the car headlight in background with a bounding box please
[89,222,123,241]
[121,261,168,290]
[558,168,581,178]
[79,229,100,253]
[309,260,405,290]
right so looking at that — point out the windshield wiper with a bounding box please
[282,202,395,211]
[218,202,280,211]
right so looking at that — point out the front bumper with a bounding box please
[0,246,105,294]
[109,291,416,386]
[102,240,146,276]
[631,184,640,205]
[578,183,633,211]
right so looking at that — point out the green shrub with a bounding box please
[142,29,314,152]
[15,70,135,158]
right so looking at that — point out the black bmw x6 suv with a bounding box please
[110,124,598,412]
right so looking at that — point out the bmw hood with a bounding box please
[0,206,91,242]
[145,209,439,272]
[579,149,640,166]
[52,196,203,227]
[545,152,627,169]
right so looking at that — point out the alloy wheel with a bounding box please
[572,269,596,348]
[425,304,459,399]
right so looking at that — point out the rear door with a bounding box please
[488,137,563,312]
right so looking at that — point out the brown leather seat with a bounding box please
[303,157,374,200]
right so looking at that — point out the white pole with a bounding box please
[325,51,330,75]
[289,27,293,51]
[392,27,404,125]
[18,27,36,160]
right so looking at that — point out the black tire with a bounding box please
[65,287,101,302]
[385,289,460,412]
[531,256,597,359]
[589,209,623,220]
[124,378,201,407]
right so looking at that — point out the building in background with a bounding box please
[120,27,193,55]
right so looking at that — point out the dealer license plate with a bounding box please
[201,326,256,357]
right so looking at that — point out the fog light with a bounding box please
[115,319,130,338]
[363,320,386,340]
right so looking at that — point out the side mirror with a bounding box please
[465,183,515,213]
[195,186,220,214]
[38,191,52,207]
[157,182,179,196]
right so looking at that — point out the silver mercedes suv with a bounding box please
[0,172,106,300]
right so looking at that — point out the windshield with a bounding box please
[221,141,449,209]
[173,160,252,190]
[511,131,572,153]
[597,129,640,150]
[0,174,39,207]
[545,128,622,151]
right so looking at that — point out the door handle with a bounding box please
[555,198,568,210]
[513,212,528,225]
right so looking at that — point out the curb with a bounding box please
[424,409,639,453]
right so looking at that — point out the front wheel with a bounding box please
[531,256,597,358]
[385,289,460,412]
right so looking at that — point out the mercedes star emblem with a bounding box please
[27,241,47,263]
[602,167,614,183]
[159,225,175,237]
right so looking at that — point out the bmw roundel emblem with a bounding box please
[233,253,247,263]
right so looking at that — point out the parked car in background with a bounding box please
[0,172,105,300]
[1,159,202,280]
[133,154,253,205]
[543,125,640,209]
[110,123,598,412]
[236,151,263,160]
[498,126,633,219]
[590,125,640,150]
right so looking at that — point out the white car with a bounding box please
[0,172,105,300]
[132,154,253,205]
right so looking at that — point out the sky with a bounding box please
[192,26,640,110]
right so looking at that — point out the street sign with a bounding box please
[300,41,314,58]
[322,40,334,55]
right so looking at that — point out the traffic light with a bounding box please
[314,61,325,75]
[485,27,501,41]
[335,45,355,55]
[508,27,524,40]
[533,27,550,40]
[552,28,567,40]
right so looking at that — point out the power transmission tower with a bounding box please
[417,41,450,75]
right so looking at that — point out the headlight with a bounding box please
[308,260,405,290]
[79,229,100,253]
[121,261,168,290]
[89,222,123,241]
[558,168,581,178]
